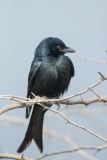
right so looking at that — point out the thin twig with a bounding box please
[37,102,107,144]
[76,53,107,64]
[36,144,107,160]
[44,128,97,160]
[0,115,97,159]
[0,144,107,160]
[0,95,30,101]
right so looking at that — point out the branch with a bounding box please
[61,95,107,106]
[21,71,107,104]
[0,115,97,160]
[0,72,107,107]
[0,95,30,103]
[0,72,107,116]
[0,103,32,115]
[44,128,97,160]
[38,103,107,144]
[1,144,107,160]
[76,53,107,64]
[36,144,107,160]
[0,145,107,160]
[0,95,107,116]
[0,153,31,160]
[0,98,107,145]
[0,73,107,151]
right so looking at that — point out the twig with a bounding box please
[0,153,31,160]
[44,128,97,160]
[0,103,31,115]
[0,98,107,144]
[36,144,107,160]
[88,88,107,103]
[76,53,107,64]
[61,95,107,106]
[0,115,97,159]
[1,144,107,160]
[37,103,107,144]
[2,100,107,145]
[0,95,30,101]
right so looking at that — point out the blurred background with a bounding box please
[0,0,107,159]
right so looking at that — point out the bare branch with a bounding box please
[36,144,107,160]
[0,144,107,160]
[0,115,97,159]
[0,98,107,145]
[61,95,107,106]
[0,72,107,116]
[88,88,107,103]
[38,103,107,144]
[23,71,106,104]
[0,95,30,103]
[0,95,107,116]
[1,144,107,160]
[0,103,27,115]
[0,153,31,160]
[0,103,107,145]
[44,128,97,160]
[0,72,107,106]
[76,53,107,64]
[0,72,107,153]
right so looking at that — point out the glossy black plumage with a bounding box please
[17,37,75,153]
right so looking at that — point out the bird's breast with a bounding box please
[33,56,72,97]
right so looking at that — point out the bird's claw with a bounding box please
[55,102,60,110]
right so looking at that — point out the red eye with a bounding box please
[57,46,61,50]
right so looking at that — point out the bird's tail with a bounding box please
[17,104,45,153]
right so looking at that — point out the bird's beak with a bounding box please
[62,47,76,53]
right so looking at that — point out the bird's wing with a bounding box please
[70,60,75,77]
[26,59,42,118]
[27,60,41,97]
[66,56,75,77]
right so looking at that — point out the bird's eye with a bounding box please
[57,46,62,50]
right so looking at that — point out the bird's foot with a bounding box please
[55,102,60,110]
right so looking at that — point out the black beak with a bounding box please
[62,47,76,53]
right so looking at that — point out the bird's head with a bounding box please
[47,37,76,56]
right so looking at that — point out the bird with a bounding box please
[17,37,75,153]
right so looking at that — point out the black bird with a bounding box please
[17,37,75,153]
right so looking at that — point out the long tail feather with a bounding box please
[17,104,44,153]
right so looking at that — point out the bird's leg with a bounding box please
[41,96,51,111]
[55,102,60,110]
[42,96,54,105]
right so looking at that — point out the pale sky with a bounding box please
[0,1,107,159]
